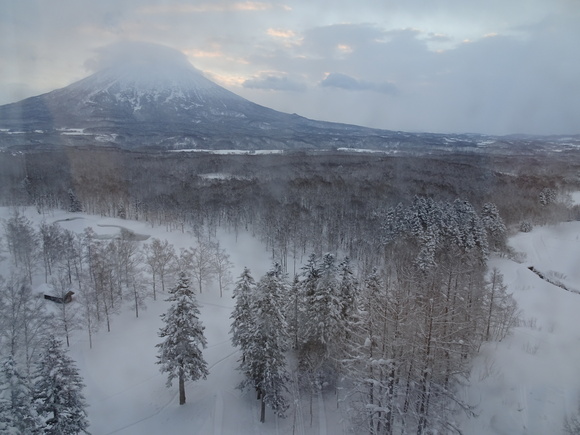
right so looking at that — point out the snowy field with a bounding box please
[462,222,580,434]
[2,206,580,434]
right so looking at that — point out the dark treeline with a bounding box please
[1,147,578,269]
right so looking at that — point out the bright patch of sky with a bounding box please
[1,0,579,135]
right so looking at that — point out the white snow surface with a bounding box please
[169,149,285,155]
[1,207,580,434]
[461,221,580,434]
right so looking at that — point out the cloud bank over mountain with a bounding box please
[1,0,578,135]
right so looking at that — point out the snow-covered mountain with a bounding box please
[1,43,578,151]
[0,45,399,150]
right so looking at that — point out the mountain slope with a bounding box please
[1,43,578,152]
[0,44,394,150]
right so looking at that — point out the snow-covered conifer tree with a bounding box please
[310,253,341,346]
[67,189,82,213]
[0,355,44,434]
[299,253,344,391]
[285,275,301,349]
[297,253,320,345]
[337,257,357,332]
[239,263,289,423]
[230,267,256,364]
[348,268,384,434]
[33,336,89,434]
[333,256,358,381]
[481,202,507,252]
[156,272,209,405]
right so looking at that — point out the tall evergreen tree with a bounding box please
[299,253,344,392]
[0,355,44,434]
[33,336,89,434]
[336,257,357,334]
[480,202,507,252]
[285,275,301,350]
[239,263,289,423]
[297,253,320,348]
[230,267,256,364]
[307,253,340,347]
[156,272,209,405]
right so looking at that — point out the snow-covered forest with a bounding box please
[1,149,580,434]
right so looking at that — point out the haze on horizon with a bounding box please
[1,0,579,136]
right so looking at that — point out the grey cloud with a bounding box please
[320,73,398,95]
[1,1,579,134]
[426,32,452,42]
[84,41,193,73]
[247,16,579,134]
[243,75,307,92]
[301,23,385,57]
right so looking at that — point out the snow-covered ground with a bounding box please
[1,208,345,434]
[169,149,285,155]
[2,207,580,434]
[462,222,580,434]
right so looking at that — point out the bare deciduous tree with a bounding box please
[143,238,176,300]
[212,241,233,297]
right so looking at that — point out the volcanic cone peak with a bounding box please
[78,42,231,97]
[0,41,392,150]
[61,42,251,119]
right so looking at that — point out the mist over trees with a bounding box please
[2,148,578,267]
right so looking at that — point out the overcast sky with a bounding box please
[1,0,579,135]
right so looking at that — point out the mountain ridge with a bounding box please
[0,45,396,150]
[0,43,578,152]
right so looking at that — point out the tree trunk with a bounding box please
[179,371,186,405]
[260,395,266,423]
[134,287,139,318]
[152,271,157,301]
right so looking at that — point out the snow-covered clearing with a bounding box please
[462,221,580,434]
[1,206,579,434]
[1,208,343,434]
